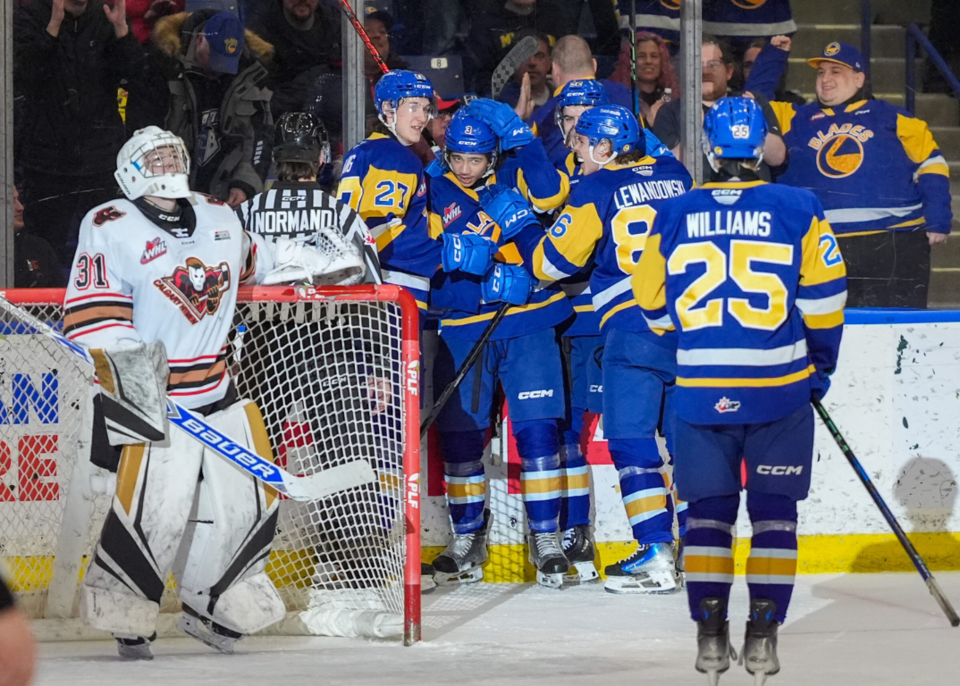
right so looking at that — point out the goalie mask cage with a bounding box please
[0,285,422,645]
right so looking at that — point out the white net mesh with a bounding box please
[0,288,417,641]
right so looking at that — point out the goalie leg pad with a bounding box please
[80,430,205,636]
[91,341,169,446]
[177,400,284,635]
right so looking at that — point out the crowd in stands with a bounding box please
[7,0,955,308]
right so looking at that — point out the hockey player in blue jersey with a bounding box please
[633,98,847,685]
[529,104,694,594]
[426,101,577,589]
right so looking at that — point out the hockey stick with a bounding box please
[420,302,510,439]
[0,295,376,502]
[813,400,960,627]
[491,36,539,100]
[629,0,640,119]
[335,0,390,75]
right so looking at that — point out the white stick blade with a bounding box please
[281,459,377,501]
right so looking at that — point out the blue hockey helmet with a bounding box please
[555,79,610,131]
[702,97,768,167]
[574,104,643,164]
[374,70,435,114]
[443,111,499,174]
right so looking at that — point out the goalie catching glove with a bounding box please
[90,341,169,446]
[256,233,365,286]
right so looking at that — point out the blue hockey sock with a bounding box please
[609,438,672,545]
[746,491,798,624]
[685,496,739,622]
[440,430,487,534]
[559,446,590,530]
[515,420,561,533]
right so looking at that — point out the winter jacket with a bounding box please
[14,0,149,176]
[154,10,274,200]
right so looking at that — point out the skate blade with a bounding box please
[176,613,237,654]
[421,574,437,594]
[706,669,722,686]
[564,561,600,585]
[536,571,564,589]
[434,566,484,586]
[603,570,680,595]
[117,643,153,661]
[753,671,768,686]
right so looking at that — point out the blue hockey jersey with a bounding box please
[338,132,440,309]
[428,171,573,341]
[633,180,847,426]
[616,1,795,42]
[532,155,694,333]
[770,99,952,236]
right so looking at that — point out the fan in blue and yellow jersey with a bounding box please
[336,70,441,312]
[425,103,578,590]
[768,41,951,308]
[530,104,694,595]
[633,97,846,685]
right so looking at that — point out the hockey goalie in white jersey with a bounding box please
[63,127,365,659]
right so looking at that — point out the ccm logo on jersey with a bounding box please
[141,238,167,264]
[757,465,804,476]
[442,203,462,227]
[714,397,741,413]
[518,389,554,399]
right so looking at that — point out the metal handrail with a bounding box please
[905,23,960,116]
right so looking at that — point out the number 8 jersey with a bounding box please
[532,154,694,333]
[632,180,848,425]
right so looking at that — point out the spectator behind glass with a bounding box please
[14,0,149,268]
[650,35,786,183]
[13,185,65,288]
[153,9,274,208]
[609,31,678,123]
[498,31,552,114]
[525,34,633,166]
[249,0,342,125]
[127,0,183,44]
[468,0,553,96]
[364,9,409,89]
[767,42,952,308]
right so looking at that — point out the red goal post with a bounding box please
[0,285,422,645]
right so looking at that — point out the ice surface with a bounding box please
[34,573,960,685]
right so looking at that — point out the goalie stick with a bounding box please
[0,294,376,502]
[814,400,960,627]
[491,36,539,100]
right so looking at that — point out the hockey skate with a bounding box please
[739,599,780,686]
[421,562,437,594]
[177,606,243,654]
[695,597,736,686]
[115,633,156,660]
[432,511,490,585]
[561,525,599,584]
[528,531,570,589]
[603,541,681,594]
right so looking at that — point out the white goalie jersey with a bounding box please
[63,193,268,410]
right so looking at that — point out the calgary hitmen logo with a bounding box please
[155,257,231,324]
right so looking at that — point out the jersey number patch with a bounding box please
[668,240,794,332]
[373,180,410,210]
[612,206,658,274]
[74,253,109,290]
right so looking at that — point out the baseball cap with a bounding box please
[203,12,245,75]
[807,41,864,72]
[435,93,476,112]
[364,7,395,32]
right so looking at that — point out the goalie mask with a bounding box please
[115,126,192,200]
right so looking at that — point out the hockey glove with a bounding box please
[482,263,533,306]
[480,184,537,240]
[810,368,832,402]
[466,99,534,150]
[441,233,498,275]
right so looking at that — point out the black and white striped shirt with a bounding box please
[237,181,382,284]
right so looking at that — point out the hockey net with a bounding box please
[0,285,421,644]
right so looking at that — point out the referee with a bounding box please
[238,112,383,285]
